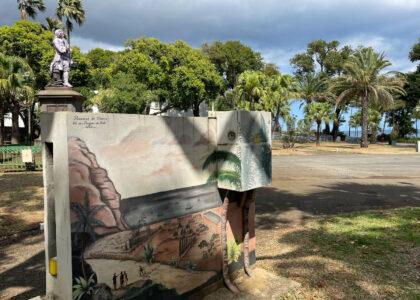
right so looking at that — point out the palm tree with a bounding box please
[298,73,334,133]
[17,0,46,20]
[306,102,333,145]
[235,71,267,110]
[56,0,85,46]
[44,17,63,31]
[334,48,406,147]
[261,74,298,135]
[0,54,34,144]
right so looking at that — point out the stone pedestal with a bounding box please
[37,87,85,113]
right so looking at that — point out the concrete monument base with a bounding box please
[37,87,85,113]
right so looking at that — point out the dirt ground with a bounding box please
[0,172,44,236]
[0,149,419,299]
[272,141,417,156]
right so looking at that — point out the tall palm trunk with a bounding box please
[332,108,341,142]
[324,121,330,134]
[221,192,239,293]
[361,92,369,148]
[11,102,20,145]
[27,105,32,145]
[316,120,321,146]
[66,18,71,47]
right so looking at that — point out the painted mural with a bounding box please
[66,113,265,299]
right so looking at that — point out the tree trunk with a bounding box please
[370,125,378,144]
[192,103,200,117]
[250,95,255,111]
[324,121,330,134]
[221,192,239,293]
[316,121,321,146]
[0,105,4,145]
[361,92,369,148]
[27,106,32,145]
[332,108,341,142]
[11,103,20,145]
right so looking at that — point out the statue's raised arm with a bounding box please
[49,29,72,88]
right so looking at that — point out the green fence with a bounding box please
[0,145,42,172]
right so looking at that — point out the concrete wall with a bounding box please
[41,111,271,299]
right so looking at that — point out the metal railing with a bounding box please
[0,145,42,172]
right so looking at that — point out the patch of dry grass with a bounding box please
[0,172,43,236]
[256,207,420,299]
[272,141,417,156]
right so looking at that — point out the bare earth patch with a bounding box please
[272,141,417,156]
[0,172,44,236]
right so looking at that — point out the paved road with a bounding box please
[256,154,420,228]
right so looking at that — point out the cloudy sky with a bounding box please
[1,0,420,74]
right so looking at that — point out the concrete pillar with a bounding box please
[416,141,420,153]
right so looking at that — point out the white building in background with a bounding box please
[149,101,209,117]
[3,112,25,128]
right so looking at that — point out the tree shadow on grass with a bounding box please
[256,182,420,229]
[0,249,45,300]
[255,182,420,298]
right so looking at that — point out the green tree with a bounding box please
[86,48,118,89]
[93,72,157,114]
[56,0,85,46]
[0,53,34,144]
[44,17,63,31]
[202,40,263,89]
[409,38,420,64]
[335,48,405,147]
[306,102,333,145]
[0,21,54,89]
[17,0,46,20]
[298,73,332,105]
[114,38,222,116]
[291,40,352,138]
[260,74,297,133]
[235,70,267,110]
[351,108,382,143]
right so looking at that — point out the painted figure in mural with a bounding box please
[49,29,72,87]
[119,271,124,288]
[112,273,117,290]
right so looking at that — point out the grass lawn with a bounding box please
[0,172,43,236]
[257,207,420,299]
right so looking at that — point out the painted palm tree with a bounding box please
[71,191,106,278]
[0,53,34,144]
[235,71,267,110]
[202,150,241,189]
[56,0,85,46]
[17,0,46,20]
[202,150,241,292]
[334,48,406,147]
[306,102,333,146]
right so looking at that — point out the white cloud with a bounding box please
[71,36,124,53]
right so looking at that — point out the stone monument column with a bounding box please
[37,87,85,113]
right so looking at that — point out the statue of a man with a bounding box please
[50,29,72,88]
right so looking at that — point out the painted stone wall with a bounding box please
[42,111,267,299]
